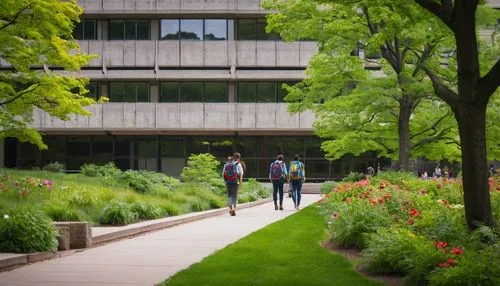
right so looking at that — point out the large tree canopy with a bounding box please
[263,0,464,170]
[0,0,95,148]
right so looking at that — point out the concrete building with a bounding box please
[3,0,498,180]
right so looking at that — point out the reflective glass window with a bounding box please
[180,82,203,102]
[160,82,179,102]
[204,82,228,102]
[204,19,227,40]
[160,20,180,40]
[180,20,203,40]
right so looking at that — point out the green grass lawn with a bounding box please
[159,205,382,286]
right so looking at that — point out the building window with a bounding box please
[277,81,298,102]
[257,82,275,102]
[204,19,227,40]
[160,19,229,41]
[160,82,228,102]
[238,81,299,103]
[73,20,97,40]
[237,19,280,40]
[109,82,149,102]
[86,82,99,99]
[109,20,150,40]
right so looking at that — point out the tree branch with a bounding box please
[410,111,451,139]
[413,0,454,30]
[0,3,32,32]
[420,66,459,109]
[412,126,454,149]
[0,84,39,106]
[478,59,500,102]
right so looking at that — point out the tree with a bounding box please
[263,0,460,170]
[0,0,95,149]
[408,0,500,228]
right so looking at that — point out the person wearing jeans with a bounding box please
[289,154,305,210]
[269,154,288,210]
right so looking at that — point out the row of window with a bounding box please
[89,81,299,103]
[73,19,281,41]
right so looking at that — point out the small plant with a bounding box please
[343,172,366,182]
[99,201,137,225]
[321,181,338,194]
[157,202,180,216]
[42,162,64,173]
[131,202,163,220]
[0,208,58,253]
[44,203,81,221]
[80,162,122,178]
[181,153,221,184]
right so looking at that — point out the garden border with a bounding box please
[0,197,272,273]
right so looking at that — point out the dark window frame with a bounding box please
[73,20,97,40]
[108,82,150,102]
[159,19,229,41]
[108,19,151,40]
[160,81,229,103]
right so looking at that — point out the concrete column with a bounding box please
[151,20,160,40]
[228,82,236,102]
[150,84,159,102]
[101,20,109,40]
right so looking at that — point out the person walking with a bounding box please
[269,154,288,210]
[289,154,305,210]
[222,152,244,216]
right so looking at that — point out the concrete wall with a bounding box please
[32,103,315,132]
[73,40,317,68]
[78,0,267,14]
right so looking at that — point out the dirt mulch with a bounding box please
[322,241,406,286]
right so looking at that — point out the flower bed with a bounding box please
[322,172,500,285]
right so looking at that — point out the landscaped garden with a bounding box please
[0,153,271,253]
[322,172,500,285]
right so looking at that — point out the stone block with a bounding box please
[54,222,92,249]
[56,226,71,251]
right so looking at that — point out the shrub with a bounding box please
[181,153,221,184]
[80,162,121,178]
[44,203,81,221]
[99,201,137,225]
[188,197,211,212]
[130,202,163,220]
[373,171,416,185]
[327,198,391,248]
[343,172,365,182]
[0,208,58,253]
[119,170,154,193]
[239,178,271,199]
[42,162,64,173]
[427,243,500,286]
[359,228,445,281]
[157,202,180,216]
[321,181,338,194]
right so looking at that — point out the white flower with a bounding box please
[450,204,464,209]
[3,214,9,220]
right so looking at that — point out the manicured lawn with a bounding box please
[159,205,382,286]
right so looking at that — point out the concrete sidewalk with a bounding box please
[0,194,321,286]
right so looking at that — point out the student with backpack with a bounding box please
[289,154,306,210]
[269,154,288,210]
[222,153,244,216]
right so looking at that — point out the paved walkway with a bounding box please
[0,194,321,286]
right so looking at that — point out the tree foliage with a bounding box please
[0,0,96,148]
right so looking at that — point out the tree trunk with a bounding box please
[454,102,493,228]
[398,100,412,171]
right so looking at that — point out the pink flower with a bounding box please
[451,247,463,255]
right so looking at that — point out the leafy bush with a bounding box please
[359,228,445,281]
[321,181,338,194]
[327,198,391,248]
[239,179,271,199]
[131,202,163,220]
[427,243,500,286]
[80,162,121,178]
[181,153,221,184]
[188,197,211,212]
[373,171,416,185]
[119,170,180,194]
[44,203,81,221]
[99,201,137,225]
[0,208,58,253]
[42,162,64,173]
[157,202,180,216]
[343,172,365,182]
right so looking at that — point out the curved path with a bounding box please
[0,194,321,286]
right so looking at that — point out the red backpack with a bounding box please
[223,162,238,183]
[270,162,283,180]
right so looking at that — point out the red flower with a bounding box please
[434,241,448,249]
[438,263,450,268]
[408,219,414,225]
[377,197,384,203]
[451,247,463,255]
[358,194,364,199]
[409,208,420,217]
[447,258,457,265]
[345,197,352,203]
